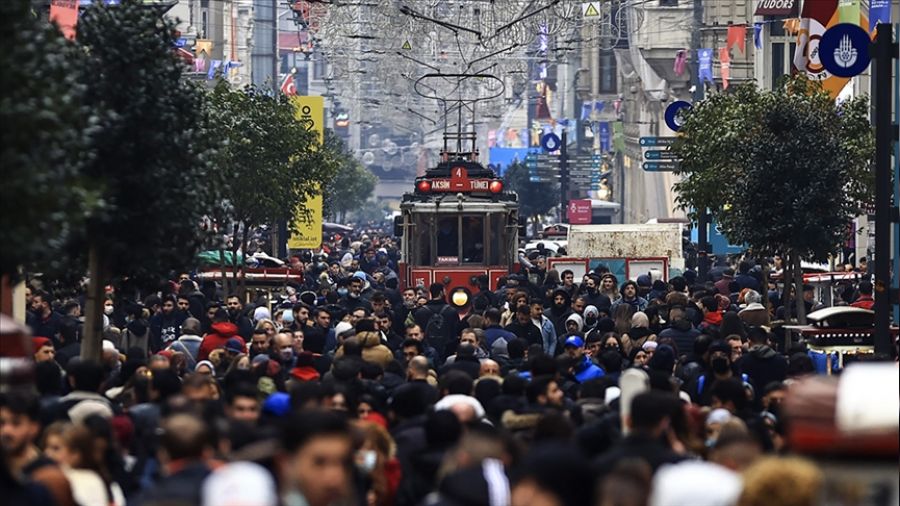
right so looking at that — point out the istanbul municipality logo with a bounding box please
[819,23,871,78]
[833,34,858,68]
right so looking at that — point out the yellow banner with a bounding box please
[287,96,324,250]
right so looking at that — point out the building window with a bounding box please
[599,51,617,94]
[659,0,678,6]
[200,10,208,39]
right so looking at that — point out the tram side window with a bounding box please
[416,215,432,266]
[461,216,484,264]
[488,214,509,265]
[436,216,459,261]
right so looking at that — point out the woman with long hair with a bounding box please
[55,422,126,506]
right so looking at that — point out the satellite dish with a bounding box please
[362,151,375,165]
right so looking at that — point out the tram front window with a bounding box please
[436,217,458,260]
[461,216,484,263]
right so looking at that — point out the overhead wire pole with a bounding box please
[691,0,709,281]
[871,23,898,357]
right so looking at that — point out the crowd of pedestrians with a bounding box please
[3,234,885,506]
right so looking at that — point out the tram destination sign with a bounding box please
[429,177,494,192]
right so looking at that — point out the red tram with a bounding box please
[396,131,519,305]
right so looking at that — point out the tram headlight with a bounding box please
[417,180,432,193]
[489,180,503,194]
[450,288,471,308]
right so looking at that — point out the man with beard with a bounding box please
[342,275,372,313]
[150,294,187,349]
[505,305,544,348]
[225,294,254,341]
[547,289,574,337]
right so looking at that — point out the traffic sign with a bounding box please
[819,23,872,78]
[665,101,692,131]
[643,161,679,172]
[639,136,677,147]
[644,150,679,160]
[581,2,600,18]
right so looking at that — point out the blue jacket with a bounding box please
[574,356,605,383]
[484,325,517,346]
[533,316,558,356]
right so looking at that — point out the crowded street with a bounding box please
[2,1,899,506]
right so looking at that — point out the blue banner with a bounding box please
[598,121,610,152]
[698,48,714,84]
[753,22,763,49]
[869,0,891,33]
[207,60,222,80]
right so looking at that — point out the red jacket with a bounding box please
[198,322,243,361]
[850,296,874,310]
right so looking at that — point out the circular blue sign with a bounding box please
[541,133,561,152]
[665,101,692,131]
[819,23,871,78]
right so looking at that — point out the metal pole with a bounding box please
[871,23,895,356]
[691,0,708,281]
[560,129,569,223]
[893,24,899,336]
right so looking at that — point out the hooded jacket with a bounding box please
[357,331,394,369]
[738,303,771,327]
[573,355,605,383]
[565,313,584,333]
[738,344,787,390]
[198,322,242,361]
[548,289,574,336]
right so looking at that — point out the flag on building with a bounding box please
[726,25,746,54]
[698,48,714,84]
[281,73,297,96]
[719,48,731,89]
[792,0,849,99]
[869,0,891,33]
[49,0,78,40]
[673,50,687,76]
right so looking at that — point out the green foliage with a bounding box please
[322,131,377,222]
[75,0,223,281]
[0,0,96,280]
[672,76,874,262]
[207,83,337,235]
[503,161,559,222]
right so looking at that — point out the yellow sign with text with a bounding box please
[287,96,324,250]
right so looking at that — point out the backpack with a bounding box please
[424,305,449,342]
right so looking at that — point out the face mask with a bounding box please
[357,450,377,473]
[585,317,597,327]
[280,348,294,361]
[104,305,114,315]
[711,357,730,374]
[337,288,348,297]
